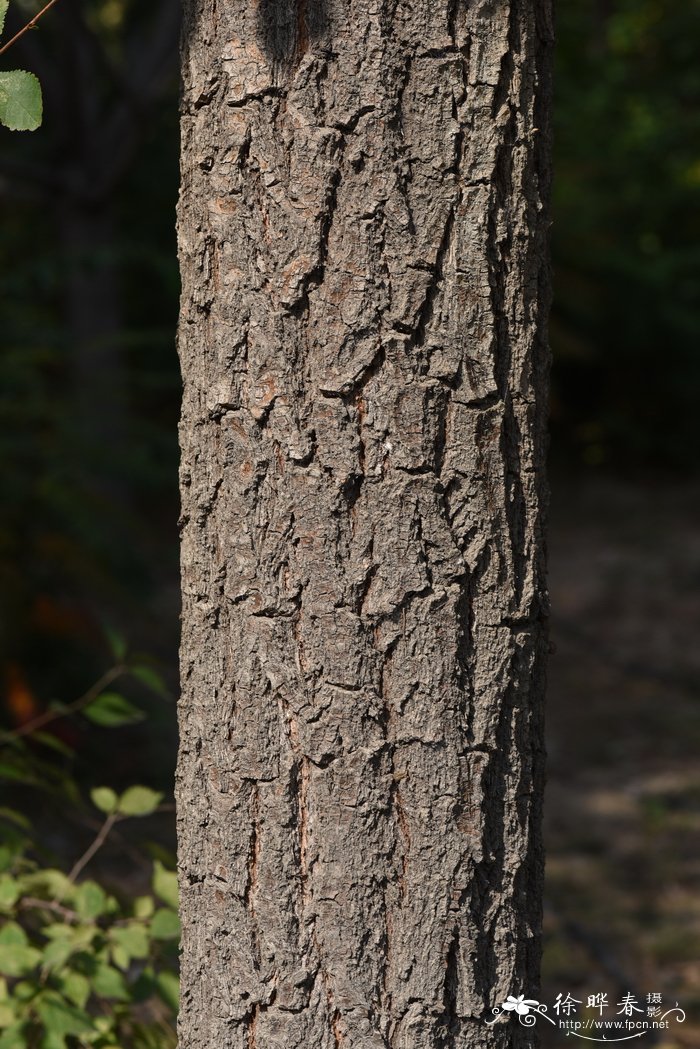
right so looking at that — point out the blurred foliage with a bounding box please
[552,0,700,469]
[0,646,177,1048]
[0,0,180,728]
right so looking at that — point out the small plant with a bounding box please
[0,640,178,1048]
[0,0,60,131]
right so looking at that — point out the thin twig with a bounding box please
[67,811,119,884]
[1,664,126,741]
[19,895,80,923]
[0,0,62,58]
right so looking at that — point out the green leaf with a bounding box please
[57,971,90,1010]
[109,923,149,964]
[152,861,178,909]
[19,868,71,899]
[74,881,107,920]
[110,943,129,971]
[41,924,97,957]
[32,732,74,758]
[0,921,27,947]
[12,981,35,1001]
[41,937,75,971]
[0,1002,16,1029]
[118,786,162,817]
[0,1024,26,1049]
[0,877,18,910]
[0,808,30,830]
[42,924,74,941]
[0,942,41,977]
[0,71,42,132]
[0,759,39,785]
[130,664,168,697]
[150,908,180,941]
[0,2,8,38]
[133,895,154,919]
[90,786,118,815]
[91,963,129,1001]
[155,970,179,1013]
[35,994,91,1039]
[104,626,127,661]
[83,692,144,728]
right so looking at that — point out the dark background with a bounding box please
[1,1,698,1044]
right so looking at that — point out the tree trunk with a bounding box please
[176,1,553,1047]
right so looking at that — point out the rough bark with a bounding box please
[177,1,553,1047]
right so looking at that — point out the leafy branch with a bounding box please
[0,665,127,742]
[0,642,179,1046]
[0,0,61,130]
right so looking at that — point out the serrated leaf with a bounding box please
[90,786,118,815]
[150,908,180,941]
[0,71,42,132]
[117,785,162,817]
[0,2,8,39]
[155,969,179,1013]
[83,692,144,728]
[152,861,178,909]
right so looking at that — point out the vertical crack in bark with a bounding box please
[244,782,262,970]
[247,1003,259,1049]
[297,754,310,903]
[331,1008,345,1047]
[438,924,461,1048]
[469,662,524,1009]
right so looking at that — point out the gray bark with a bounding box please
[176,1,553,1047]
